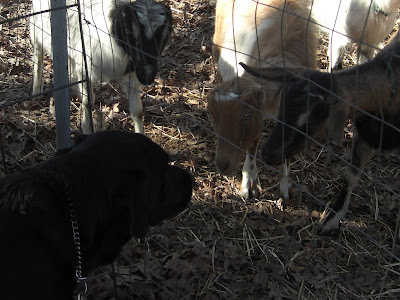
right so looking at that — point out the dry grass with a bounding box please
[1,0,400,299]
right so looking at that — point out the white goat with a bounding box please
[30,0,172,134]
[311,0,400,70]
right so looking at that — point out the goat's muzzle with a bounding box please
[137,64,157,85]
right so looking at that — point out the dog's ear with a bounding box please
[55,134,89,156]
[0,173,56,214]
[0,175,28,213]
[129,177,150,238]
[73,134,89,145]
[110,169,151,238]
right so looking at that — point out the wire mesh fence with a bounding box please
[1,0,400,299]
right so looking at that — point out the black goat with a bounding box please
[240,34,400,235]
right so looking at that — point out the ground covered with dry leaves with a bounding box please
[1,1,400,299]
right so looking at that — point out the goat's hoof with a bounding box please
[241,180,261,200]
[279,186,295,201]
[275,197,286,211]
[241,186,257,200]
[81,120,94,135]
[280,191,290,201]
[317,223,340,236]
[317,210,341,236]
[317,225,339,236]
[279,180,293,201]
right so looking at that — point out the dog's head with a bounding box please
[61,131,193,235]
[45,131,193,269]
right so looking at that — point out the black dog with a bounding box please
[0,131,193,300]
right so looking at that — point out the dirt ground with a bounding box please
[1,1,400,299]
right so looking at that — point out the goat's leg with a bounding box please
[278,159,291,200]
[358,43,376,64]
[121,73,143,134]
[328,32,348,71]
[325,103,349,147]
[32,40,44,95]
[241,140,260,199]
[80,80,95,134]
[318,135,374,235]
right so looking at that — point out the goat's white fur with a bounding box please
[209,0,318,200]
[241,153,259,199]
[30,0,170,134]
[214,0,400,77]
[279,159,291,200]
[216,91,240,102]
[217,18,275,82]
[311,0,400,70]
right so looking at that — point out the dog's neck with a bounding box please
[27,166,88,296]
[44,168,88,297]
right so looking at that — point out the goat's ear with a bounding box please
[114,4,140,45]
[239,62,305,81]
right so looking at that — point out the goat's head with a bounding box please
[207,78,264,175]
[240,63,333,166]
[113,0,173,85]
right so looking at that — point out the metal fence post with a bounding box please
[51,0,71,150]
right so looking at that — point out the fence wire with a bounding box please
[1,0,400,299]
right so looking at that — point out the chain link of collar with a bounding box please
[67,198,88,298]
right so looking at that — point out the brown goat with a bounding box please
[207,0,318,199]
[241,33,400,234]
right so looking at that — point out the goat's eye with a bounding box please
[244,113,252,120]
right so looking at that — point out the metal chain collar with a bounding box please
[67,198,88,298]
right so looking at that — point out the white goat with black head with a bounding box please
[30,0,172,134]
[241,33,400,235]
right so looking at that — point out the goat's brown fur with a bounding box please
[247,33,400,234]
[207,0,318,199]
